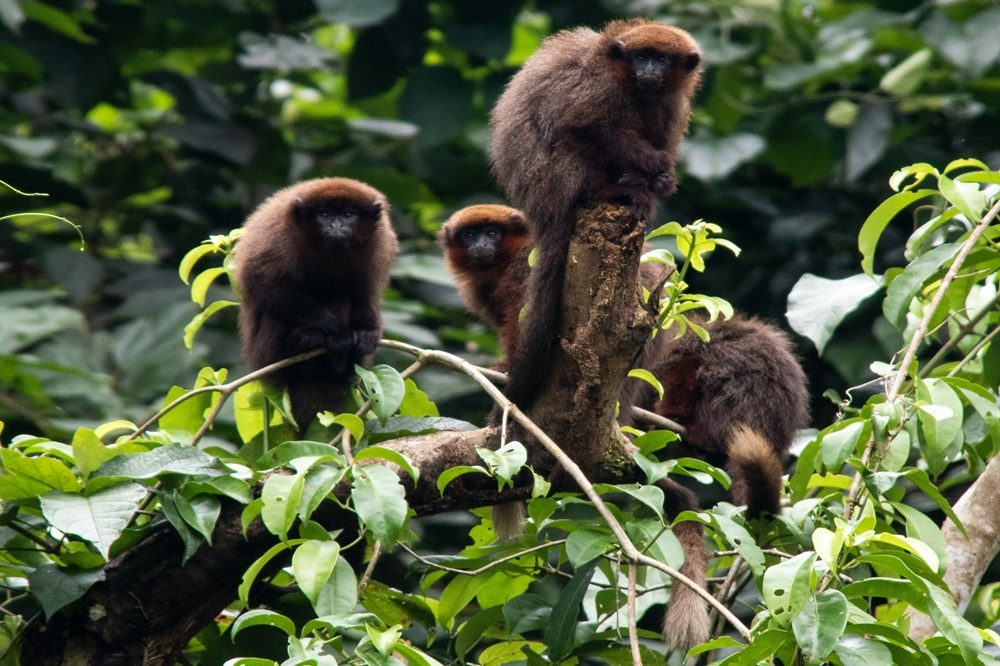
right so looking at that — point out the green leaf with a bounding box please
[189,266,227,307]
[682,129,766,181]
[293,539,341,608]
[254,441,342,471]
[841,578,926,609]
[0,448,80,499]
[178,243,221,285]
[352,464,407,545]
[544,557,599,662]
[314,0,400,27]
[762,551,816,626]
[717,629,793,665]
[819,419,868,472]
[27,564,105,619]
[565,529,613,568]
[173,493,221,545]
[923,578,982,662]
[314,556,359,616]
[879,48,932,96]
[71,429,116,479]
[626,368,663,399]
[938,173,986,223]
[594,483,665,521]
[858,189,937,275]
[436,465,488,494]
[834,636,893,666]
[438,571,492,629]
[791,590,848,662]
[160,492,207,563]
[399,379,439,418]
[183,299,237,349]
[916,378,964,467]
[786,273,882,353]
[883,243,960,328]
[354,446,418,482]
[356,364,406,422]
[894,502,947,571]
[478,441,527,487]
[39,483,146,559]
[328,413,365,441]
[713,514,766,576]
[94,443,224,479]
[239,540,303,606]
[261,472,305,541]
[231,608,296,639]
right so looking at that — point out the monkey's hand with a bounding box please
[351,329,381,357]
[650,169,676,195]
[290,324,333,354]
[617,171,648,188]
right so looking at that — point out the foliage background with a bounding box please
[0,0,999,662]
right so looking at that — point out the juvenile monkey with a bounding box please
[438,205,531,367]
[234,178,398,430]
[490,19,702,414]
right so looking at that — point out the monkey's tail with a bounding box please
[501,233,570,411]
[727,424,784,519]
[656,478,710,650]
[288,377,351,434]
[492,502,526,542]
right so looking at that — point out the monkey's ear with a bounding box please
[608,40,626,60]
[369,200,383,219]
[509,211,528,233]
[683,52,702,72]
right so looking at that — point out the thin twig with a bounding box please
[127,349,324,442]
[918,291,1000,379]
[6,522,60,554]
[947,324,1000,377]
[844,197,1000,519]
[398,539,567,576]
[380,339,751,639]
[627,563,642,666]
[358,541,382,592]
[630,406,686,434]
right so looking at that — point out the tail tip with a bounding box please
[662,586,711,651]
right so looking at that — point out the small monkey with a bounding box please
[234,178,398,430]
[438,205,531,367]
[490,19,702,414]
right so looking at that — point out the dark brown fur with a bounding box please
[438,205,532,366]
[489,20,702,413]
[621,315,810,518]
[234,178,398,430]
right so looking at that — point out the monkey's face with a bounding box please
[457,224,502,266]
[294,197,381,248]
[610,43,702,91]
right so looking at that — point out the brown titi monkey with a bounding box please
[489,19,702,414]
[438,205,531,368]
[621,315,810,519]
[234,178,398,430]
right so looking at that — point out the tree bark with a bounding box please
[19,204,656,664]
[908,453,1000,641]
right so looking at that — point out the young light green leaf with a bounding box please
[879,48,932,96]
[190,266,228,307]
[438,571,492,629]
[819,419,868,472]
[71,428,116,479]
[833,636,893,666]
[178,243,221,285]
[713,514,766,576]
[357,364,406,423]
[182,299,238,349]
[627,368,663,399]
[478,441,527,487]
[437,465,488,494]
[399,378,439,418]
[329,413,365,442]
[0,448,80,499]
[314,556,359,616]
[894,502,947,571]
[238,540,303,607]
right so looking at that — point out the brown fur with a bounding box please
[234,178,398,430]
[489,19,702,415]
[621,315,810,518]
[438,205,531,366]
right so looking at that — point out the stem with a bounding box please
[947,324,1000,377]
[918,291,1000,379]
[398,539,567,576]
[380,339,751,640]
[627,563,642,666]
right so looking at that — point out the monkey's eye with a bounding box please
[485,228,500,240]
[460,229,478,243]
